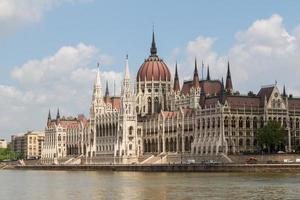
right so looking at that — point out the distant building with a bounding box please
[11,131,45,159]
[0,139,7,149]
[42,32,300,164]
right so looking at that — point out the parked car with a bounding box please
[246,157,257,164]
[283,159,293,163]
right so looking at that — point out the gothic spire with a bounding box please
[105,80,109,97]
[150,30,157,56]
[206,65,211,81]
[283,85,287,97]
[56,108,60,120]
[48,109,51,121]
[124,54,130,79]
[225,61,233,92]
[193,58,200,88]
[173,62,180,92]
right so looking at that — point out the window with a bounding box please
[129,126,134,136]
[129,144,132,150]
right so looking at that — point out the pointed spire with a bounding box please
[95,62,101,86]
[206,65,211,81]
[150,30,157,56]
[105,80,109,97]
[124,54,130,79]
[193,58,200,88]
[283,85,287,97]
[56,108,60,120]
[225,61,233,92]
[173,62,180,92]
[48,109,51,121]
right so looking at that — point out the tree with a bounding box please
[257,120,286,154]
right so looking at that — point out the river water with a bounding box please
[1,170,300,200]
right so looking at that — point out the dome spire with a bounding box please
[150,29,157,56]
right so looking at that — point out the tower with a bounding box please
[90,63,105,118]
[118,55,138,159]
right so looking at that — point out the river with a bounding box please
[1,170,300,200]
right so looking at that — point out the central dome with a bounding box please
[136,32,171,82]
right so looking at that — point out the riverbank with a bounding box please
[7,163,300,173]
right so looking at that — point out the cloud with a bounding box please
[0,0,92,36]
[0,43,122,139]
[174,14,300,96]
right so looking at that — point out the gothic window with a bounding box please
[231,117,236,128]
[246,117,250,128]
[253,117,257,129]
[154,97,160,113]
[246,139,251,146]
[239,117,243,128]
[239,139,243,146]
[58,134,61,141]
[129,126,134,136]
[277,99,281,108]
[148,97,152,114]
[129,144,132,150]
[224,117,228,128]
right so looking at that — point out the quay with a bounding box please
[9,163,300,173]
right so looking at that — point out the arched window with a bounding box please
[129,126,134,135]
[148,97,152,114]
[239,117,243,128]
[154,97,160,113]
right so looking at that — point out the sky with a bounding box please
[1,0,300,140]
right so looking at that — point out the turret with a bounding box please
[92,63,102,101]
[193,58,200,88]
[225,61,233,93]
[173,62,180,92]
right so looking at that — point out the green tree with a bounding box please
[257,120,286,154]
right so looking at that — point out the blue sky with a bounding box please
[1,0,300,139]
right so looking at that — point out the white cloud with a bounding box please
[0,0,92,35]
[0,43,122,139]
[175,14,300,96]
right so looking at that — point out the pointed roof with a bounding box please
[48,109,51,121]
[173,62,180,92]
[56,108,60,120]
[150,31,157,56]
[105,80,109,96]
[283,85,287,97]
[95,62,101,86]
[225,61,233,92]
[206,65,211,81]
[193,58,200,88]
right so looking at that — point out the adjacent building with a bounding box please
[11,131,45,159]
[0,139,7,149]
[41,32,300,164]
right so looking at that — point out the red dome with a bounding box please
[136,56,171,82]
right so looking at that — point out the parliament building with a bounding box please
[41,32,300,164]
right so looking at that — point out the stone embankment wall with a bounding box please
[229,154,300,163]
[11,163,300,173]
